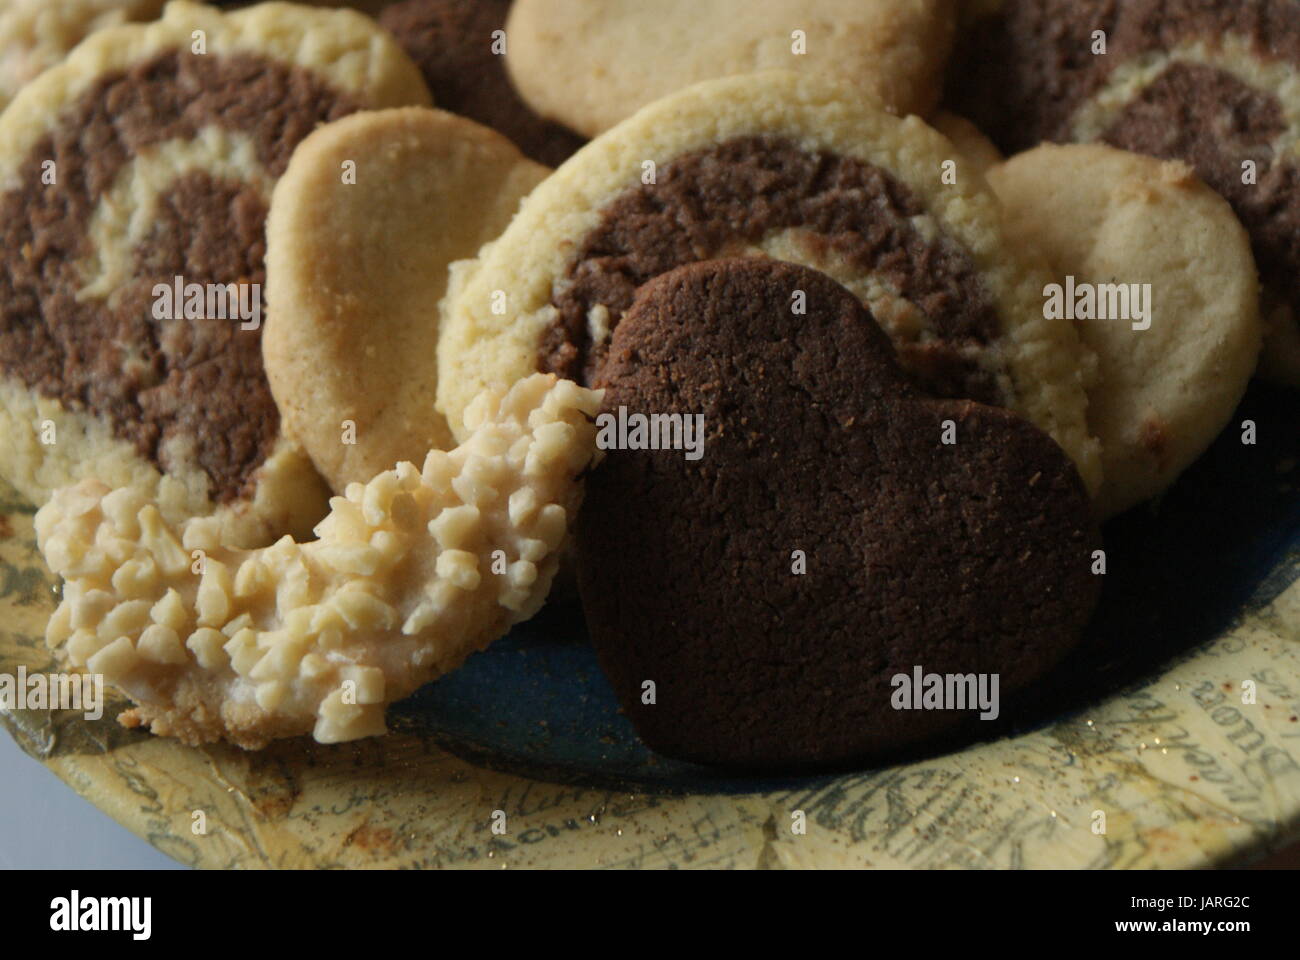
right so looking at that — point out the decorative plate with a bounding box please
[2,382,1298,869]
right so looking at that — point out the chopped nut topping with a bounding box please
[36,375,601,748]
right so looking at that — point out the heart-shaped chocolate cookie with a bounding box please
[577,259,1102,769]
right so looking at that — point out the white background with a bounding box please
[0,731,183,869]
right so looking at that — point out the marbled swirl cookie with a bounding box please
[0,0,166,113]
[0,1,429,546]
[947,0,1300,386]
[438,71,1103,493]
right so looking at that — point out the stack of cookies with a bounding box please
[0,0,1286,770]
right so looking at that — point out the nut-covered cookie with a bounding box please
[946,0,1300,386]
[577,259,1101,769]
[505,0,958,138]
[264,107,549,494]
[38,374,601,749]
[0,1,429,546]
[438,71,1103,494]
[379,0,585,166]
[988,144,1262,518]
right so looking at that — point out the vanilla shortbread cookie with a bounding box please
[988,144,1262,518]
[439,71,1103,493]
[265,107,549,493]
[930,111,1003,179]
[0,1,397,115]
[37,374,601,749]
[0,2,429,546]
[505,0,958,138]
[0,0,166,112]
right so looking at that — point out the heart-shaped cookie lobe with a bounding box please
[577,260,1102,769]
